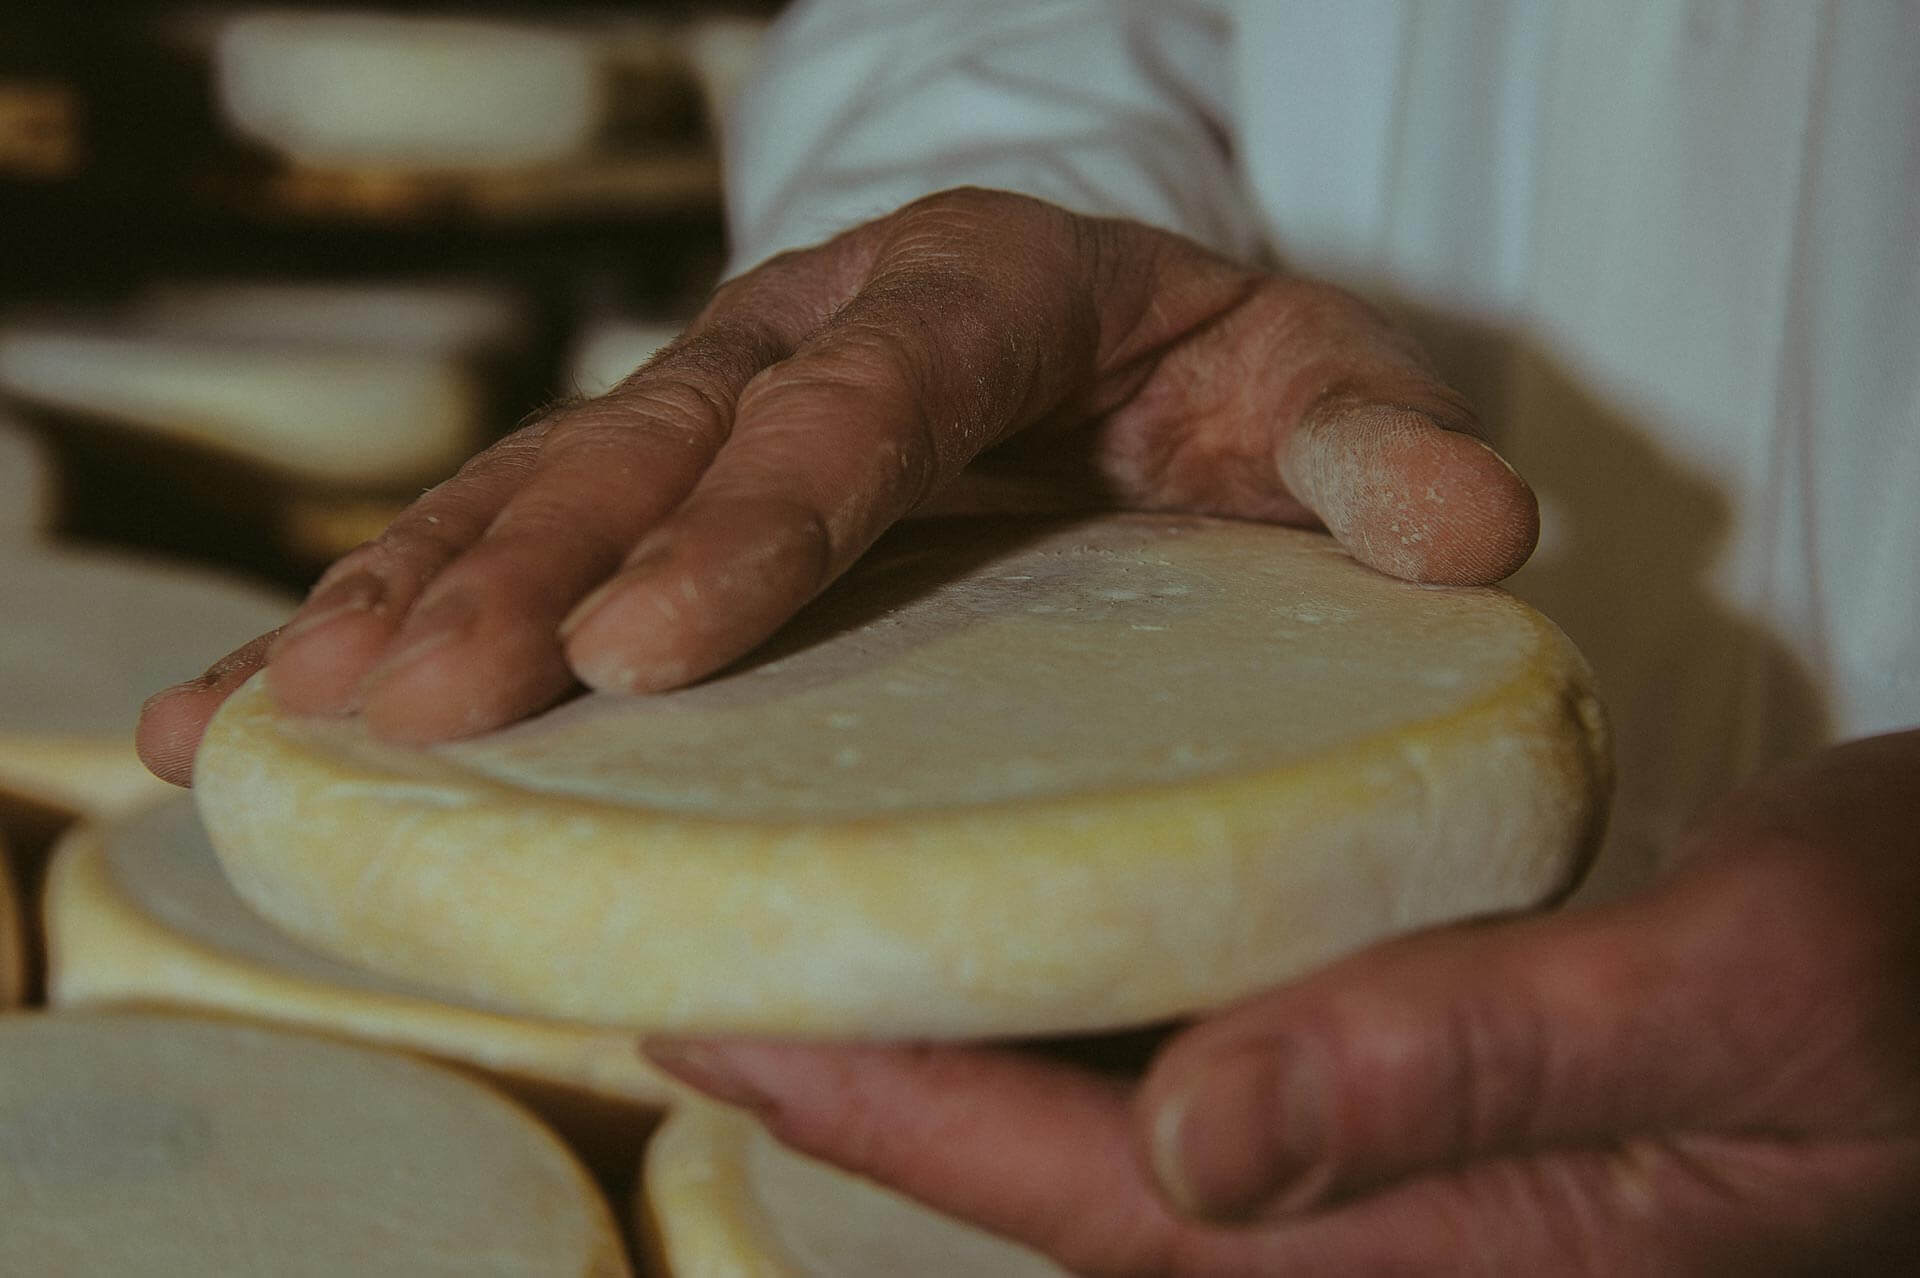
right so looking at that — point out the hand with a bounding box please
[648,731,1920,1275]
[137,187,1535,782]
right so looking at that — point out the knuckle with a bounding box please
[738,362,944,511]
[542,386,728,458]
[646,322,780,388]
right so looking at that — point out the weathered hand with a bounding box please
[649,731,1920,1275]
[138,187,1533,782]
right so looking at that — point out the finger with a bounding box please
[135,630,280,785]
[352,319,790,741]
[1133,856,1878,1225]
[645,1040,1920,1276]
[1097,273,1538,584]
[254,242,859,744]
[562,216,1101,692]
[1256,283,1538,585]
[1278,395,1539,585]
[264,430,551,719]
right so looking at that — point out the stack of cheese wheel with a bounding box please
[43,796,677,1174]
[0,1013,629,1276]
[194,514,1612,1271]
[0,546,290,820]
[0,280,522,489]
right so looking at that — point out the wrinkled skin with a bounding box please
[650,731,1920,1275]
[139,190,1920,1274]
[137,189,1531,775]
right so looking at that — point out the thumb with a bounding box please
[1095,255,1539,585]
[1254,284,1537,585]
[1135,885,1758,1223]
[1278,393,1538,585]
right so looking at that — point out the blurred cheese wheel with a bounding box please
[0,1013,630,1276]
[642,1100,1063,1277]
[0,832,21,1007]
[197,515,1610,1037]
[567,316,681,398]
[129,279,526,353]
[0,547,291,819]
[0,280,521,486]
[0,413,52,542]
[216,13,601,170]
[45,796,677,1112]
[0,326,484,487]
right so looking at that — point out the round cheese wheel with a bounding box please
[0,832,23,1007]
[44,796,677,1111]
[215,13,602,171]
[642,1100,1063,1277]
[0,1012,630,1276]
[0,547,291,819]
[196,515,1610,1037]
[0,326,485,487]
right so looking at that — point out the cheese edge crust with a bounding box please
[194,604,1610,1037]
[640,1102,796,1277]
[41,815,682,1108]
[639,1099,1067,1278]
[0,1011,634,1278]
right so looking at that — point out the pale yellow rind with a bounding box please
[642,1100,1064,1277]
[0,546,292,818]
[0,1012,631,1277]
[197,517,1610,1037]
[0,329,484,486]
[0,739,175,822]
[44,798,681,1114]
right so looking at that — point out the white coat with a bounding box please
[725,1,1920,897]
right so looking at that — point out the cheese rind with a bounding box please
[0,547,291,819]
[0,1012,630,1276]
[643,1100,1065,1277]
[0,328,483,486]
[197,516,1610,1036]
[44,797,679,1110]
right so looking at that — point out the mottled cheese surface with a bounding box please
[0,1014,629,1276]
[292,516,1544,818]
[196,515,1610,1036]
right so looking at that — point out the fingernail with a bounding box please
[275,573,385,647]
[361,595,472,687]
[557,573,629,642]
[643,1039,776,1114]
[1150,1045,1327,1221]
[559,541,673,641]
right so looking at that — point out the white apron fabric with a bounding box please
[726,0,1920,896]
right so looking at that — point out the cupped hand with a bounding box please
[648,731,1920,1275]
[137,187,1535,783]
